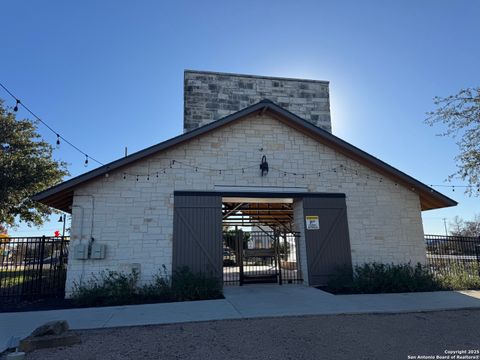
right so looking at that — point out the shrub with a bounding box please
[71,266,223,307]
[138,266,175,302]
[72,269,140,307]
[327,263,442,294]
[435,263,480,290]
[171,266,223,301]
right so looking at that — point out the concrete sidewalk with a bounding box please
[2,286,480,352]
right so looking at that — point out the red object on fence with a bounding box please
[54,230,61,237]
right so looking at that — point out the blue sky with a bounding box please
[1,0,479,236]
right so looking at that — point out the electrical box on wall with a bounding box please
[91,243,106,259]
[73,244,88,260]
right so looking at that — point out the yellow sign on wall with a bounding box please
[305,216,320,230]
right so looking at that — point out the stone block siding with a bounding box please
[66,113,425,295]
[184,70,331,132]
[293,199,309,285]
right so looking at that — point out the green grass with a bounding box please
[0,268,67,297]
[0,269,36,287]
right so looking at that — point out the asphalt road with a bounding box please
[16,309,480,360]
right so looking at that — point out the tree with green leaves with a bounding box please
[0,99,68,228]
[426,87,480,195]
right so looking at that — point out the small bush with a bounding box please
[171,266,223,301]
[435,263,480,290]
[138,266,175,302]
[72,270,140,307]
[327,263,442,294]
[71,266,222,307]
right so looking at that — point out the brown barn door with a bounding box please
[303,196,352,286]
[173,194,223,282]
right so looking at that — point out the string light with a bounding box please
[0,81,104,166]
[116,159,477,193]
[2,82,474,194]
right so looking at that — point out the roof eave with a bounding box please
[32,100,457,212]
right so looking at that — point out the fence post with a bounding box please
[21,239,29,297]
[475,241,480,278]
[237,229,244,286]
[36,235,46,296]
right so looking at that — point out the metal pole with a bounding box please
[61,215,66,238]
[474,242,480,277]
[236,226,243,286]
[37,235,46,297]
[443,218,448,236]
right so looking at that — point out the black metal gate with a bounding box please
[0,236,70,304]
[223,230,302,285]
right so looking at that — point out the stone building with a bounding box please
[34,70,456,294]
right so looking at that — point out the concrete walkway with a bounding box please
[2,286,480,352]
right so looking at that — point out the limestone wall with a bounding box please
[65,113,425,295]
[184,70,331,132]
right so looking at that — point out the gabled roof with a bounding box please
[32,99,457,212]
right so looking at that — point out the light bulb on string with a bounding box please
[13,99,20,112]
[56,134,61,149]
[84,155,89,167]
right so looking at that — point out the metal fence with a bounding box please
[0,236,70,304]
[425,234,480,276]
[223,230,303,285]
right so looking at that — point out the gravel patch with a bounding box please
[11,309,480,360]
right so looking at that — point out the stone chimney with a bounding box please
[184,70,331,133]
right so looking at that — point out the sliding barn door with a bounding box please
[303,196,352,286]
[172,194,223,281]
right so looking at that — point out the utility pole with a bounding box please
[442,218,448,237]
